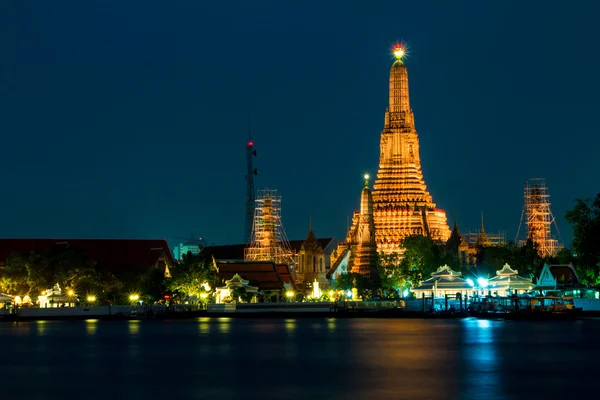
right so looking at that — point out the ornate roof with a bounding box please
[496,263,518,276]
[226,273,249,286]
[432,265,461,277]
[300,222,324,254]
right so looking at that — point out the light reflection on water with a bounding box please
[128,320,140,335]
[85,319,98,335]
[462,318,500,400]
[0,318,595,400]
[35,320,47,336]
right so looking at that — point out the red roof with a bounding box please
[217,261,291,291]
[201,238,335,261]
[0,239,175,272]
[276,264,294,284]
[549,265,579,285]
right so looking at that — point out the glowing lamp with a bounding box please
[393,46,405,59]
[129,294,140,302]
[87,295,96,302]
[67,290,74,297]
[285,290,295,298]
[477,278,489,288]
[200,292,208,299]
[402,289,409,298]
[364,174,370,180]
[466,278,475,287]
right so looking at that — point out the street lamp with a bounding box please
[87,295,96,303]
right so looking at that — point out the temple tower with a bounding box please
[244,189,294,265]
[372,46,451,254]
[347,175,379,283]
[296,220,327,287]
[516,178,563,258]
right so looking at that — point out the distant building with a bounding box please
[173,242,201,261]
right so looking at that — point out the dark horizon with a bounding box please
[2,1,598,247]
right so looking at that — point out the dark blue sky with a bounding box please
[1,1,598,247]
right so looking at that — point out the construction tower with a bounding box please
[516,178,563,258]
[245,189,294,265]
[244,127,257,244]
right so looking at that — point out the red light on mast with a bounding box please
[247,141,254,147]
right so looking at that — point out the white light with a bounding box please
[402,289,409,298]
[346,290,352,298]
[466,278,475,287]
[477,278,489,288]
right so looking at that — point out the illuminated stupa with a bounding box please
[346,175,379,283]
[372,45,451,254]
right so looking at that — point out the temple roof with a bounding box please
[432,265,462,277]
[201,238,335,261]
[0,238,175,272]
[216,261,292,291]
[300,222,324,254]
[496,263,519,276]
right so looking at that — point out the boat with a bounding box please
[469,295,583,320]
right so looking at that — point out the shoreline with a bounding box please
[3,309,600,322]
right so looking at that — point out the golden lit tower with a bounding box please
[372,45,451,254]
[346,175,379,283]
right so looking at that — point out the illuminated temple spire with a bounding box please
[347,175,379,283]
[371,45,451,254]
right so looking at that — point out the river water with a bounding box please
[0,317,597,399]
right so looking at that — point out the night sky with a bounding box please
[1,1,598,248]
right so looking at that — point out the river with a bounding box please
[0,317,596,399]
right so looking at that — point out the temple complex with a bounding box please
[372,46,451,254]
[346,175,379,283]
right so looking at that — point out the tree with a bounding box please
[166,254,217,301]
[566,194,600,271]
[0,253,30,294]
[377,252,404,297]
[399,235,452,287]
[140,267,167,303]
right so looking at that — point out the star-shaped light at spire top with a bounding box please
[393,44,406,60]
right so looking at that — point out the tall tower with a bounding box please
[244,125,257,244]
[372,45,451,254]
[347,175,379,283]
[517,178,563,258]
[245,189,294,265]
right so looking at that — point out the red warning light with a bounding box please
[247,141,254,147]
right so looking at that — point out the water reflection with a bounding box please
[285,319,296,334]
[327,318,336,332]
[35,320,47,335]
[218,317,230,333]
[198,317,211,335]
[128,320,140,335]
[85,319,98,335]
[462,319,500,400]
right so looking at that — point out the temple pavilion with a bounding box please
[412,265,472,299]
[214,273,259,304]
[488,264,533,296]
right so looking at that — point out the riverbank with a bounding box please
[4,308,600,322]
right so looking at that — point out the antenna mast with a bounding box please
[244,121,257,244]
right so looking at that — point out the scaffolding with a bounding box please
[464,231,506,246]
[244,189,294,265]
[516,178,563,258]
